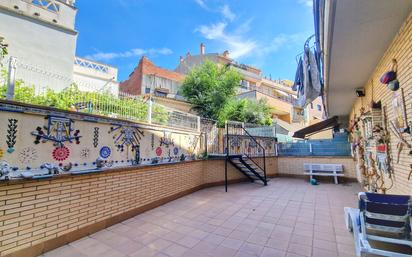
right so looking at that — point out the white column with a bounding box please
[6,57,17,100]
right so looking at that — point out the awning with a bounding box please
[292,116,338,139]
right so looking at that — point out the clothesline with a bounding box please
[293,34,323,109]
[295,34,317,64]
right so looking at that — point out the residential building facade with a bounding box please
[176,43,326,136]
[0,0,118,93]
[119,56,192,113]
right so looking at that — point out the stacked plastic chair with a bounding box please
[344,192,412,256]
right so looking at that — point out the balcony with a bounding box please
[238,87,297,107]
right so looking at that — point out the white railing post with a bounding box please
[6,57,17,100]
[197,116,201,133]
[147,97,153,124]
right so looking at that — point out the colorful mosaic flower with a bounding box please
[155,147,162,157]
[100,146,111,159]
[52,146,70,161]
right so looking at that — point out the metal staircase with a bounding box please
[228,155,267,185]
[224,122,268,191]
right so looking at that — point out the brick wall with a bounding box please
[277,156,356,179]
[0,158,277,257]
[350,12,412,195]
[119,60,143,95]
[119,56,185,96]
[0,155,355,256]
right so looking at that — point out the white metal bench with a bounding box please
[304,163,344,184]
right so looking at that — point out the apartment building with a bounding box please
[0,0,119,94]
[176,44,324,130]
[119,56,192,113]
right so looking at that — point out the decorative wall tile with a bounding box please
[93,127,99,148]
[80,148,90,159]
[32,116,81,147]
[100,146,111,159]
[109,125,144,152]
[18,147,38,165]
[52,146,70,161]
[6,119,18,153]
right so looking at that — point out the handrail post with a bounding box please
[225,121,229,192]
[263,148,267,185]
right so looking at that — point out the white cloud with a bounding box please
[298,0,313,8]
[194,0,209,10]
[220,5,235,21]
[197,22,227,40]
[85,47,172,61]
[196,22,257,59]
[257,33,309,56]
[234,18,253,34]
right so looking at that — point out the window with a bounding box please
[240,80,249,89]
[310,103,313,109]
[145,87,151,94]
[317,104,322,111]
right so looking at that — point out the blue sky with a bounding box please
[75,0,314,82]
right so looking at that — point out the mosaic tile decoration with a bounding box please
[52,146,70,161]
[100,146,111,159]
[6,119,18,153]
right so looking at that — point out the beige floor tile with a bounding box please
[42,179,360,257]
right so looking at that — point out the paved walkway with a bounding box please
[41,178,360,257]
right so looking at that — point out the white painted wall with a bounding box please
[73,57,119,96]
[0,0,77,91]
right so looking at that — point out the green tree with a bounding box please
[181,60,241,120]
[181,61,274,126]
[219,98,273,126]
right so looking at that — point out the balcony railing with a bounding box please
[248,85,298,105]
[74,57,110,74]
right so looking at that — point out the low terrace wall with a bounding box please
[0,100,202,181]
[0,158,277,257]
[0,153,355,257]
[277,156,357,180]
[0,101,355,257]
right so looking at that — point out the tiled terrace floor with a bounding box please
[42,178,361,257]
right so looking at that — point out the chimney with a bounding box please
[179,56,184,63]
[223,50,230,58]
[200,43,205,55]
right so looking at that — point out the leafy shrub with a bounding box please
[0,81,168,124]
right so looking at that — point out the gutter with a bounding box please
[321,0,337,118]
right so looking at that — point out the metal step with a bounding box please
[228,156,267,185]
